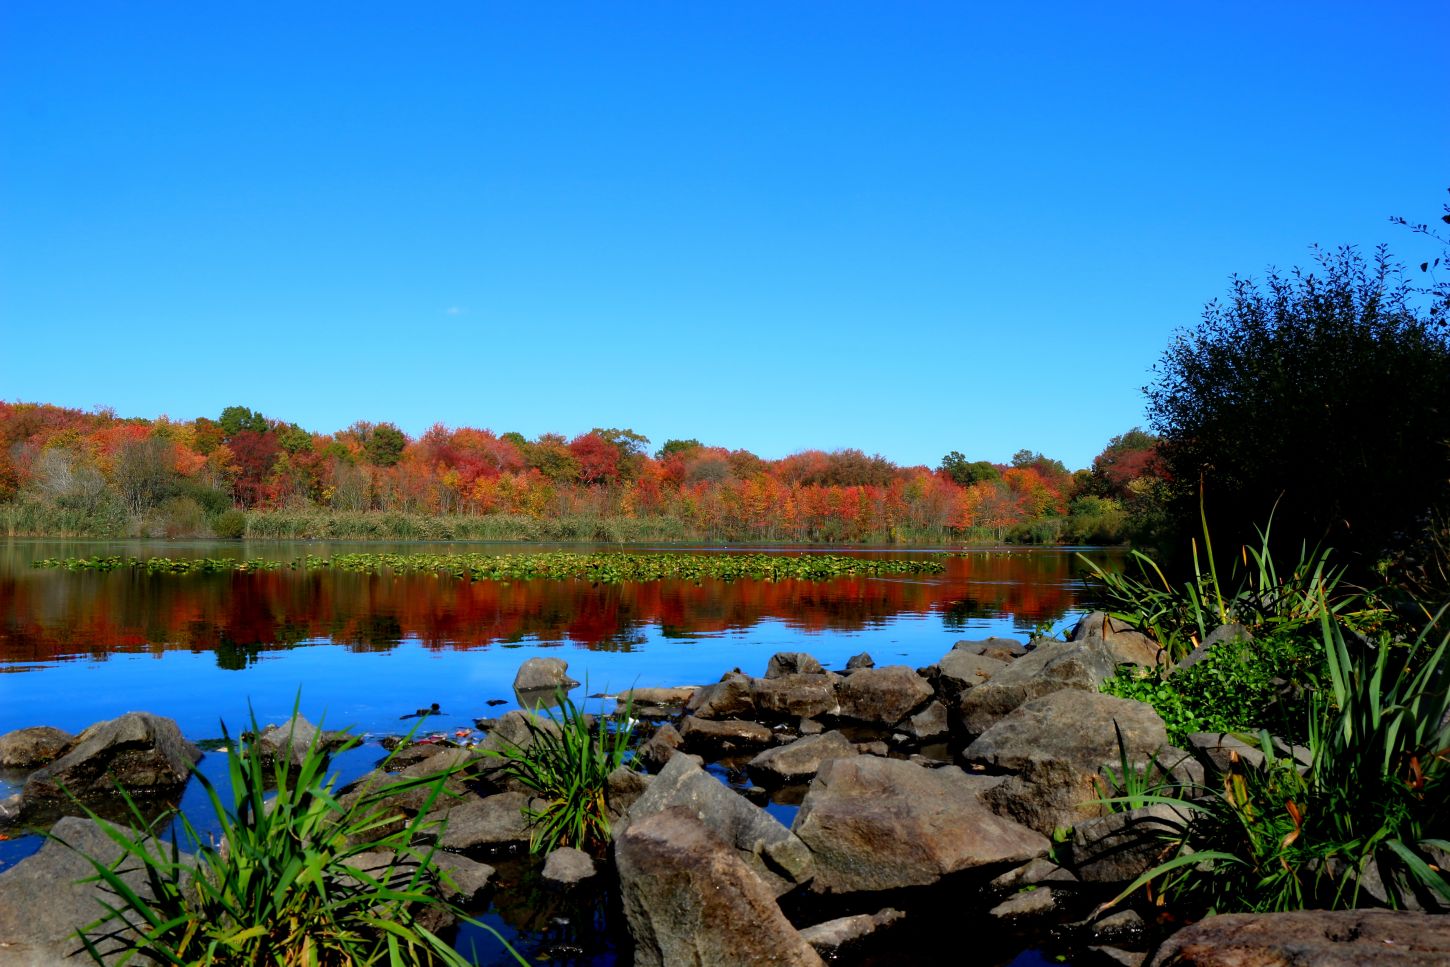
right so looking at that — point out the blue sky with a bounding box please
[2,3,1446,470]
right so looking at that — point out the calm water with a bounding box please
[0,539,1120,964]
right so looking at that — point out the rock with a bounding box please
[965,690,1169,835]
[1147,909,1450,966]
[381,740,453,770]
[434,791,533,851]
[621,753,813,893]
[615,806,825,967]
[541,846,598,887]
[750,673,842,720]
[935,651,1010,700]
[1070,804,1189,883]
[901,701,949,741]
[798,718,825,736]
[254,714,349,769]
[684,672,756,720]
[957,639,1119,737]
[431,852,495,902]
[473,710,560,780]
[679,716,773,756]
[1071,611,1166,670]
[604,766,651,824]
[637,723,684,772]
[799,908,904,958]
[617,686,698,716]
[747,731,857,785]
[1090,946,1146,967]
[990,856,1079,891]
[1186,731,1269,774]
[835,666,933,726]
[1070,612,1137,641]
[1173,623,1253,675]
[0,727,73,769]
[989,885,1061,920]
[1092,909,1146,945]
[0,815,191,964]
[766,652,825,678]
[955,637,1028,661]
[513,656,579,693]
[792,756,1049,894]
[845,652,875,671]
[22,713,201,807]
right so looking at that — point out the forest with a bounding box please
[0,401,1163,544]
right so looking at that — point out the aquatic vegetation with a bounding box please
[32,550,947,583]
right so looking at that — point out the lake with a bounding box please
[0,539,1121,964]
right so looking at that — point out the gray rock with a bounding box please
[0,815,191,964]
[684,672,756,720]
[541,845,598,887]
[990,856,1080,891]
[1092,909,1146,945]
[1172,623,1252,675]
[844,652,875,671]
[747,731,858,785]
[434,791,533,851]
[1071,611,1166,669]
[965,690,1169,835]
[604,766,651,824]
[935,651,1010,700]
[799,909,904,958]
[1091,946,1146,967]
[431,852,495,902]
[621,753,813,893]
[957,639,1119,737]
[954,637,1028,660]
[22,713,201,807]
[513,656,579,693]
[637,723,684,773]
[750,673,841,719]
[254,714,349,769]
[792,756,1049,894]
[617,686,699,716]
[1070,803,1190,883]
[901,701,949,741]
[615,806,825,967]
[0,726,73,769]
[835,666,933,726]
[798,718,825,736]
[679,716,774,756]
[1146,909,1450,966]
[474,710,561,780]
[1186,731,1269,775]
[765,652,825,678]
[989,885,1061,920]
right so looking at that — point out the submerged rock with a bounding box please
[615,806,825,967]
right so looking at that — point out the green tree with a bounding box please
[939,451,999,486]
[363,422,407,467]
[656,438,702,460]
[217,405,269,439]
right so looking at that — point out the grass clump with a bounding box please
[57,711,522,966]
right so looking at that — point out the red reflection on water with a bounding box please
[0,554,1100,666]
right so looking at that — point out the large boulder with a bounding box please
[620,753,813,893]
[747,731,858,786]
[750,674,841,720]
[1147,909,1450,966]
[0,815,190,964]
[1071,611,1167,669]
[765,652,825,678]
[791,757,1049,894]
[684,672,756,720]
[22,713,201,807]
[965,690,1169,835]
[0,726,72,769]
[512,656,579,693]
[957,639,1119,737]
[934,651,1010,700]
[1069,803,1190,884]
[834,666,933,727]
[616,806,824,967]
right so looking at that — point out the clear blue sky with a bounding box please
[2,3,1446,470]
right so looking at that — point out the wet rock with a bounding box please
[747,731,858,785]
[845,652,875,671]
[1069,803,1189,883]
[542,846,598,887]
[935,651,1009,700]
[684,672,756,720]
[615,806,825,967]
[766,652,825,678]
[990,856,1079,891]
[617,686,698,716]
[792,756,1049,894]
[965,690,1169,835]
[901,701,949,741]
[380,740,454,771]
[432,851,495,902]
[0,726,72,769]
[1172,623,1253,675]
[22,712,201,807]
[679,716,773,756]
[750,673,841,719]
[835,666,933,726]
[799,908,904,958]
[435,790,533,851]
[957,639,1120,737]
[1091,909,1146,945]
[0,815,192,964]
[254,714,350,769]
[637,723,684,772]
[1147,909,1450,966]
[955,637,1028,661]
[620,753,813,893]
[989,885,1061,921]
[513,656,580,693]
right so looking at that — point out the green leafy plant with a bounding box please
[55,709,524,966]
[1092,721,1179,813]
[485,692,637,855]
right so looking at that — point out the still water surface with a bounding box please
[0,540,1121,964]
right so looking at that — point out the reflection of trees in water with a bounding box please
[0,552,1110,666]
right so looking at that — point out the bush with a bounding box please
[211,508,246,539]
